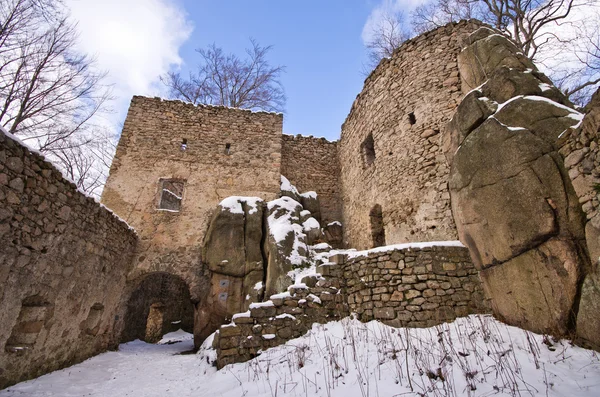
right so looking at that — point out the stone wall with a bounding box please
[0,130,138,388]
[558,88,600,349]
[214,264,347,368]
[343,244,489,327]
[215,243,489,367]
[338,20,484,249]
[281,134,342,223]
[101,96,283,300]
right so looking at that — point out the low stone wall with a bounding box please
[215,243,489,367]
[0,130,138,388]
[343,244,489,327]
[215,266,348,368]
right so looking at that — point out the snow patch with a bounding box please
[334,240,465,259]
[249,301,274,309]
[232,311,251,320]
[275,313,296,320]
[157,329,193,345]
[299,191,317,199]
[6,315,600,397]
[219,196,263,215]
[280,175,298,194]
[270,291,291,300]
[302,217,320,231]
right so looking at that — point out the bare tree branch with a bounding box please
[0,0,114,196]
[363,12,410,74]
[411,0,600,103]
[162,39,286,113]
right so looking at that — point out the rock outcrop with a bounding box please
[263,196,311,297]
[196,197,266,342]
[196,180,324,344]
[447,27,590,335]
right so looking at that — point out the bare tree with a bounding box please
[162,39,286,113]
[412,0,481,34]
[0,0,113,195]
[363,12,410,73]
[552,11,600,104]
[411,0,599,102]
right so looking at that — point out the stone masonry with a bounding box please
[558,88,600,349]
[215,264,347,368]
[214,243,489,367]
[0,130,138,389]
[338,20,484,249]
[342,245,489,327]
[101,97,283,302]
[281,134,342,224]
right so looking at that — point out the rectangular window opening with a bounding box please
[158,179,184,212]
[225,143,231,155]
[361,133,376,167]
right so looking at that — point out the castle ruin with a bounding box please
[2,19,600,388]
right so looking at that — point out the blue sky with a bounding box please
[175,1,376,140]
[66,0,417,142]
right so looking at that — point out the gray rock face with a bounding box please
[323,221,344,249]
[458,30,536,93]
[203,197,265,282]
[263,196,310,298]
[449,28,590,335]
[280,175,301,203]
[197,197,266,342]
[299,191,321,224]
[443,90,496,165]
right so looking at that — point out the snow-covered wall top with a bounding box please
[0,127,138,389]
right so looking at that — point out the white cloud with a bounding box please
[362,0,427,44]
[65,0,193,121]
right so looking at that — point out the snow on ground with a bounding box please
[2,315,600,397]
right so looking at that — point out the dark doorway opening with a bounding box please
[121,272,194,343]
[370,204,386,248]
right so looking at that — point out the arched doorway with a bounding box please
[121,272,194,343]
[370,204,386,248]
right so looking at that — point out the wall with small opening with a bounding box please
[338,20,486,249]
[101,97,283,303]
[0,129,137,389]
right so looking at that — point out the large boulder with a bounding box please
[263,196,310,297]
[196,197,266,342]
[442,90,496,165]
[203,196,265,283]
[450,117,587,335]
[448,28,590,335]
[299,191,322,224]
[457,28,536,93]
[323,221,344,249]
[280,175,301,203]
[481,66,569,105]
